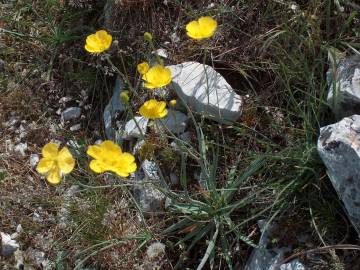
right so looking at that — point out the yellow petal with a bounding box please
[42,143,59,159]
[86,35,100,49]
[87,145,103,159]
[144,82,157,89]
[85,43,100,53]
[46,168,61,185]
[158,108,168,118]
[89,160,106,174]
[186,21,200,36]
[101,140,122,153]
[199,16,217,30]
[157,101,167,112]
[137,62,150,75]
[57,147,75,174]
[36,158,55,174]
[120,152,136,164]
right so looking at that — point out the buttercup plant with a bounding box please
[137,62,150,75]
[139,99,168,119]
[186,16,217,40]
[142,65,172,89]
[36,143,75,185]
[84,30,113,54]
[87,141,137,177]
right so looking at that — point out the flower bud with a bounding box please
[169,99,177,106]
[120,91,130,103]
[144,32,153,42]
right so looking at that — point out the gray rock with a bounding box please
[70,123,81,131]
[244,220,291,270]
[317,115,360,236]
[133,139,146,155]
[61,107,81,122]
[14,142,27,156]
[123,116,148,139]
[280,260,306,270]
[170,131,192,153]
[167,61,243,123]
[132,160,166,213]
[153,48,168,59]
[155,109,188,134]
[30,154,39,167]
[142,159,161,182]
[327,54,360,118]
[179,131,191,142]
[1,232,19,257]
[103,76,126,140]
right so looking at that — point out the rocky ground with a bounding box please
[1,0,360,269]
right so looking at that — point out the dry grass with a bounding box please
[1,0,360,269]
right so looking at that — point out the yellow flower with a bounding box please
[87,141,137,177]
[144,32,153,42]
[139,99,168,119]
[137,62,150,75]
[142,65,172,89]
[36,143,75,185]
[186,16,217,40]
[169,99,177,106]
[85,30,112,54]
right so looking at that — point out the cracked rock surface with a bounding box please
[318,115,360,235]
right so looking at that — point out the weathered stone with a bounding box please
[61,107,81,122]
[327,54,360,118]
[155,109,188,134]
[122,116,148,139]
[1,232,19,257]
[317,115,360,236]
[132,139,146,155]
[167,61,243,123]
[70,123,81,131]
[244,220,290,270]
[14,142,27,156]
[132,160,166,213]
[280,260,306,270]
[103,76,126,140]
[30,154,39,168]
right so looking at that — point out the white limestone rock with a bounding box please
[327,54,360,118]
[318,115,360,236]
[155,109,188,134]
[122,116,148,139]
[167,61,243,123]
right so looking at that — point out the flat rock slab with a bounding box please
[103,76,126,140]
[132,160,166,213]
[155,109,188,134]
[318,115,360,236]
[61,107,81,122]
[123,116,148,139]
[327,54,360,118]
[167,61,243,123]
